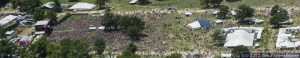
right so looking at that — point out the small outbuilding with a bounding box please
[69,3,96,11]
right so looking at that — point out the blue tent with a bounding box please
[198,20,212,30]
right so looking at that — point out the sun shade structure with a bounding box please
[276,26,300,49]
[223,27,264,48]
[42,2,54,8]
[69,3,96,10]
[187,20,212,30]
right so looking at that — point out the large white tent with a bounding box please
[224,30,255,48]
[69,3,96,10]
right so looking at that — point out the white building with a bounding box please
[223,27,264,48]
[0,15,18,28]
[69,3,96,11]
[276,26,300,49]
[129,0,138,4]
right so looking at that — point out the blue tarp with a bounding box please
[198,20,212,30]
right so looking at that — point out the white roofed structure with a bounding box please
[69,3,96,10]
[0,15,18,28]
[35,20,50,26]
[129,0,138,4]
[276,26,300,49]
[187,21,201,29]
[42,2,54,8]
[223,27,264,48]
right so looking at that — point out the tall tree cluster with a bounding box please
[51,0,62,12]
[101,10,145,40]
[269,5,289,28]
[217,5,230,19]
[0,0,10,7]
[10,0,42,12]
[33,8,57,23]
[95,0,109,9]
[117,43,140,58]
[234,5,255,20]
[212,28,226,46]
[231,45,250,58]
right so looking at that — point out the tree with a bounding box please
[234,5,255,20]
[117,43,140,58]
[102,10,115,29]
[201,0,223,8]
[51,0,62,12]
[165,53,182,58]
[30,36,49,57]
[0,39,17,58]
[94,38,106,55]
[217,5,230,19]
[60,39,90,58]
[137,0,151,5]
[19,0,42,12]
[45,10,58,24]
[127,26,140,40]
[0,0,9,7]
[212,28,226,46]
[95,0,109,9]
[270,9,289,28]
[231,45,250,58]
[270,5,282,16]
[47,43,63,58]
[10,0,20,9]
[0,26,6,38]
[210,0,223,6]
[33,8,45,22]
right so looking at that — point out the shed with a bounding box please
[69,3,96,10]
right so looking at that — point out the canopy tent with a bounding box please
[69,3,96,10]
[42,2,54,8]
[187,20,212,30]
[184,12,193,16]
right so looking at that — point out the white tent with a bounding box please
[224,30,255,48]
[213,10,220,14]
[231,11,236,15]
[215,19,223,24]
[42,2,54,8]
[129,0,138,4]
[69,3,96,10]
[187,21,201,29]
[184,12,193,16]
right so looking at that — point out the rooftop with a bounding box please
[69,3,96,10]
[0,15,18,25]
[35,20,50,26]
[276,26,300,48]
[223,27,264,48]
